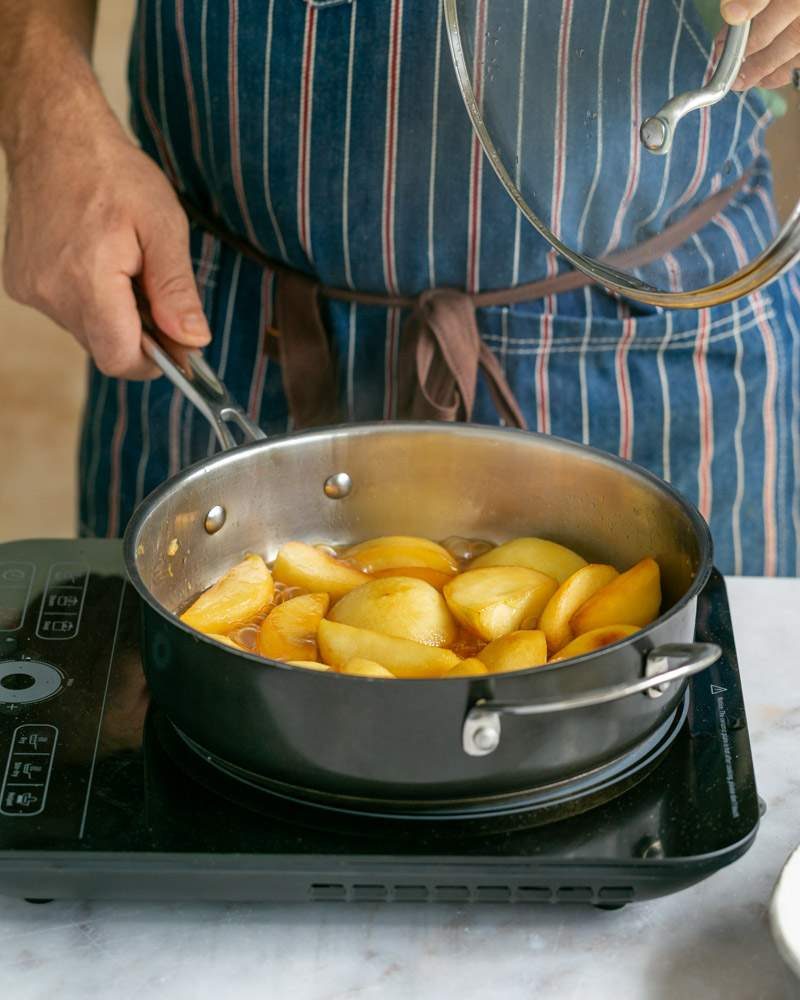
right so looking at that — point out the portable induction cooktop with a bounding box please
[0,539,760,906]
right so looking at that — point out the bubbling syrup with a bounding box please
[441,536,495,567]
[209,537,498,662]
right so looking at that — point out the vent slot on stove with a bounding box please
[517,886,553,902]
[351,884,388,901]
[393,886,428,902]
[308,883,635,904]
[310,883,346,900]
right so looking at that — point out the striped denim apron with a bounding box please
[79,0,800,577]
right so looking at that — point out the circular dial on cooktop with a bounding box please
[0,660,64,705]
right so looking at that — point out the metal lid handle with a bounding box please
[641,22,750,155]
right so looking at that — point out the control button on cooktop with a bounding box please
[0,562,35,632]
[12,726,57,753]
[35,563,88,641]
[1,724,58,817]
[0,660,63,705]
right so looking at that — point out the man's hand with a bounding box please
[4,123,211,380]
[0,2,211,380]
[721,0,800,90]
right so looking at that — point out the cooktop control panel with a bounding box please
[0,540,128,842]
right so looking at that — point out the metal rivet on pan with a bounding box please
[638,837,665,860]
[640,116,667,152]
[204,505,227,534]
[472,726,500,753]
[323,472,352,499]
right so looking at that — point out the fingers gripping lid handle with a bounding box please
[641,21,751,155]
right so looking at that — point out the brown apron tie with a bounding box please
[178,170,750,432]
[273,269,340,427]
[399,289,526,428]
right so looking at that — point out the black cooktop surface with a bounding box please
[0,540,760,905]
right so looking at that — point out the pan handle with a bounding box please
[462,642,722,757]
[640,22,750,155]
[136,286,266,450]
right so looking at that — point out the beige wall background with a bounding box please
[0,0,136,542]
[0,9,798,542]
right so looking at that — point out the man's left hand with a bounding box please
[721,0,800,89]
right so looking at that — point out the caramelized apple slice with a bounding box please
[538,564,620,653]
[549,624,640,663]
[273,541,369,601]
[317,620,459,678]
[344,535,458,576]
[477,630,548,673]
[329,576,457,647]
[205,633,246,651]
[471,537,587,584]
[443,566,558,641]
[570,558,661,635]
[446,658,489,677]
[258,592,330,661]
[180,554,273,634]
[370,567,454,590]
[342,658,396,678]
[287,660,332,672]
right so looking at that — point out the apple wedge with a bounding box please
[538,563,620,653]
[443,566,558,641]
[343,535,458,576]
[287,660,332,672]
[370,567,453,590]
[180,554,274,634]
[549,624,639,663]
[570,557,661,635]
[273,541,369,601]
[470,537,587,584]
[342,658,396,678]
[476,630,548,673]
[258,592,330,661]
[446,658,489,677]
[317,620,459,678]
[329,576,457,647]
[204,633,247,651]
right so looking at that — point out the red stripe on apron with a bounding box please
[106,380,128,539]
[606,0,649,253]
[382,0,403,295]
[716,212,778,575]
[616,315,635,460]
[693,309,714,519]
[175,0,203,169]
[466,0,487,295]
[228,0,260,247]
[297,3,317,262]
[136,0,178,185]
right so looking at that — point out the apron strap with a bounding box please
[178,170,751,432]
[399,289,527,429]
[274,269,340,427]
[399,290,480,422]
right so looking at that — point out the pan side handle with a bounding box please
[462,642,722,757]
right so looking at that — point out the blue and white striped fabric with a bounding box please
[78,0,800,577]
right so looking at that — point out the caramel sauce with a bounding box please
[226,537,497,656]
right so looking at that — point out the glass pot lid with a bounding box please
[444,0,800,307]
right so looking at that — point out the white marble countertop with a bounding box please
[1,577,798,1000]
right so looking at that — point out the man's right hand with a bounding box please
[3,118,211,380]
